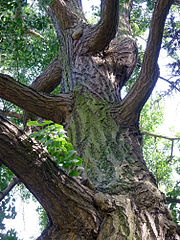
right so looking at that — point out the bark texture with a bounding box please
[0,0,179,239]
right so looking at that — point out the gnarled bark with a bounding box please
[0,116,178,239]
[0,0,179,239]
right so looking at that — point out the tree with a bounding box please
[0,0,179,239]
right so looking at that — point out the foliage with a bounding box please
[36,206,49,231]
[0,0,179,237]
[0,0,58,83]
[166,181,180,224]
[0,198,17,239]
[27,120,83,177]
[0,0,59,118]
[140,98,180,222]
[0,166,19,239]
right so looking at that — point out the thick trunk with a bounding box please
[0,115,178,239]
[68,91,146,192]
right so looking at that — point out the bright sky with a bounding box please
[3,0,180,239]
[82,0,100,15]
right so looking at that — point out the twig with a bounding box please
[159,76,180,92]
[26,29,46,40]
[166,197,180,204]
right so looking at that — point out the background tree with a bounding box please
[0,0,179,239]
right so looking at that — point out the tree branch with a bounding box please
[0,74,73,124]
[0,109,23,121]
[82,0,119,54]
[166,197,180,204]
[159,76,180,92]
[29,56,62,93]
[49,0,83,30]
[115,0,174,125]
[0,177,20,201]
[0,116,101,237]
[26,29,45,40]
[22,56,63,124]
[116,0,133,40]
[141,131,180,141]
[100,0,137,91]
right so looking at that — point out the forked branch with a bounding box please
[117,0,174,124]
[83,0,119,54]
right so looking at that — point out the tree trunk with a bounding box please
[67,90,178,239]
[0,0,179,239]
[0,115,178,239]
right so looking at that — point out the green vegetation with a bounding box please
[27,120,83,176]
[0,0,179,238]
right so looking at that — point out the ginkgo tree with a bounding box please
[0,0,180,239]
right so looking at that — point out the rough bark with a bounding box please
[23,55,63,123]
[0,0,179,239]
[0,116,178,239]
[0,73,73,124]
[0,115,101,239]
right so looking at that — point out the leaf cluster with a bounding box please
[27,120,83,177]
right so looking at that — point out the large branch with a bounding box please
[0,74,73,124]
[82,0,119,54]
[30,56,62,93]
[116,0,133,40]
[49,0,83,30]
[0,116,101,238]
[115,0,174,125]
[23,56,63,123]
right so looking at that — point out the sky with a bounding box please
[3,0,180,239]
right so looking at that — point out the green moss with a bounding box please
[117,207,130,237]
[68,91,138,191]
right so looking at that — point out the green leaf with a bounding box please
[69,170,79,177]
[66,150,77,160]
[27,121,38,126]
